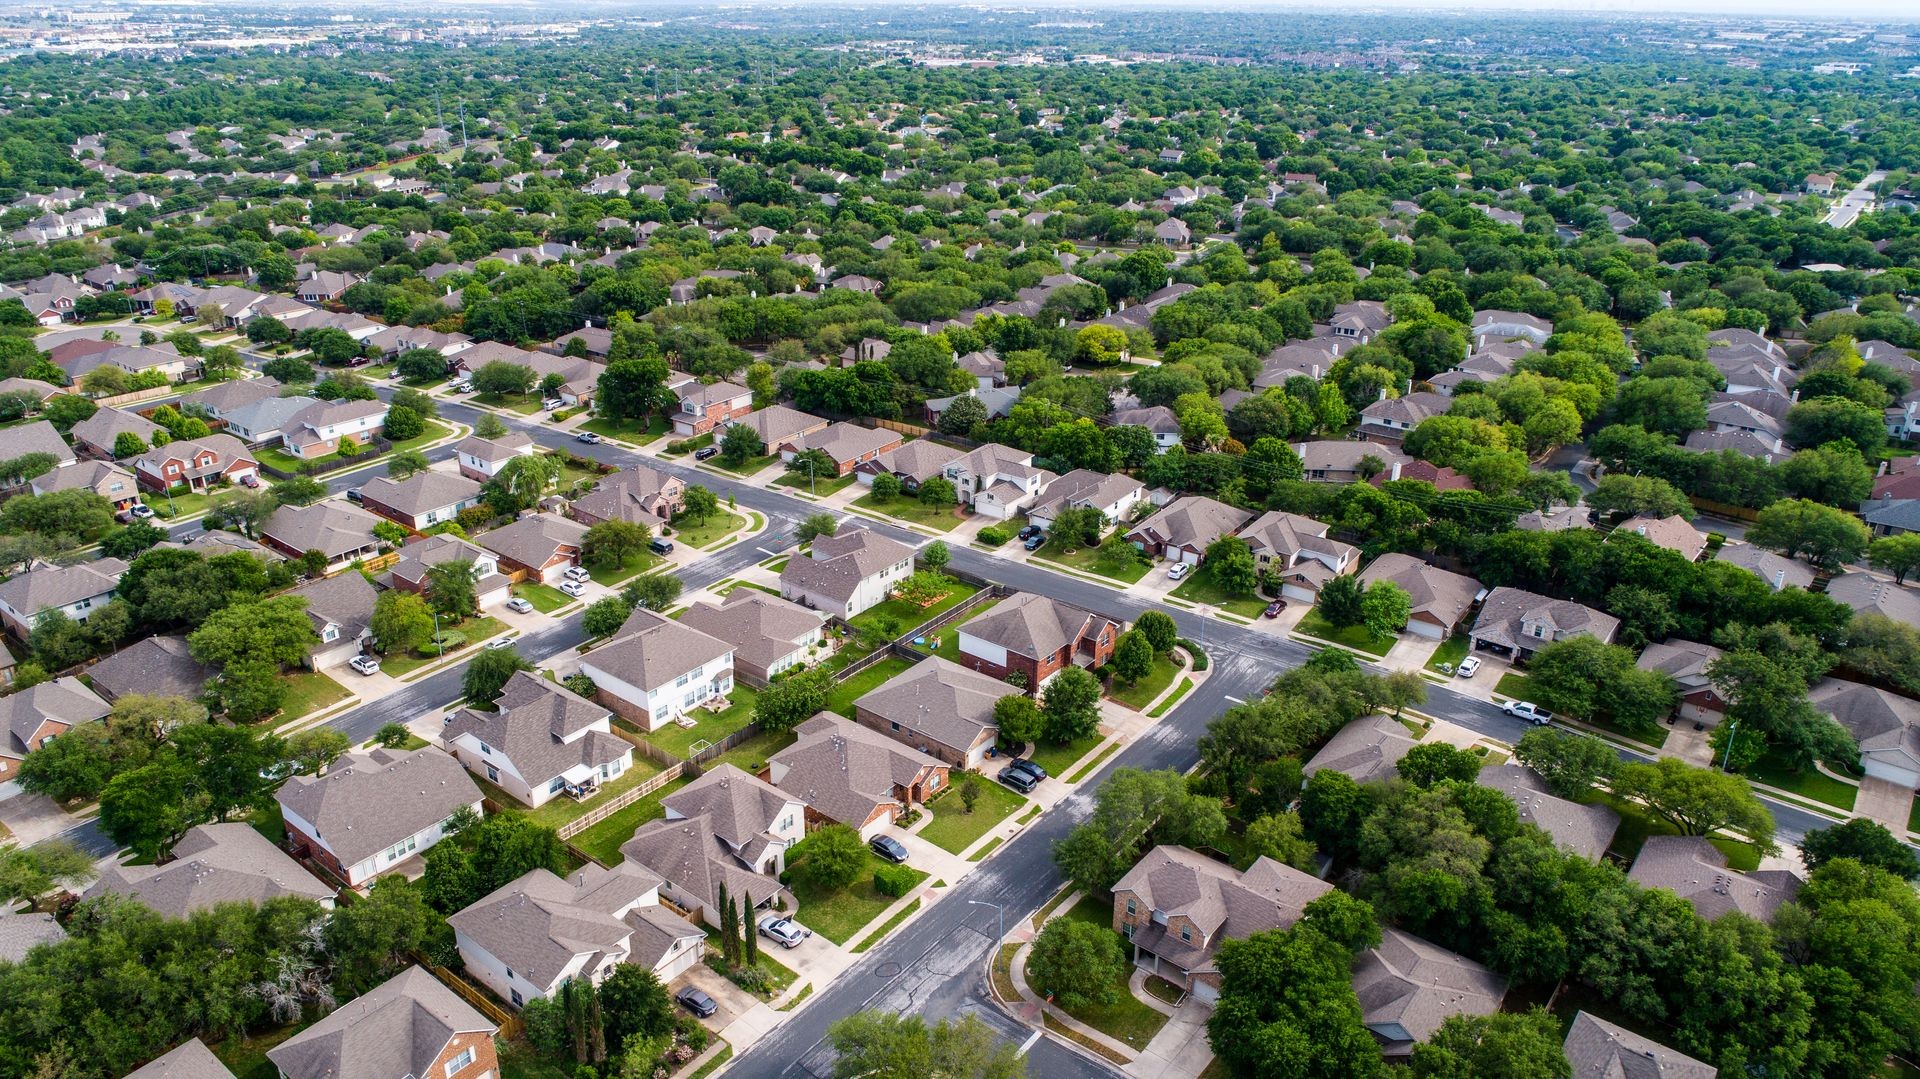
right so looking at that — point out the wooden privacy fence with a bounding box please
[555,761,688,841]
[416,957,524,1040]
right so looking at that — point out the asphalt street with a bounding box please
[41,379,1846,1076]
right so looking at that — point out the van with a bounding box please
[648,538,675,555]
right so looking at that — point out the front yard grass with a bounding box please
[773,470,856,498]
[666,509,746,551]
[918,781,1026,855]
[851,492,964,531]
[149,489,214,519]
[570,775,690,866]
[1045,895,1170,1051]
[585,548,663,587]
[785,849,928,945]
[1294,609,1395,656]
[280,669,351,720]
[578,415,668,445]
[511,581,573,613]
[1425,633,1472,673]
[712,452,779,476]
[849,579,982,637]
[644,686,761,760]
[827,655,915,717]
[1494,671,1532,701]
[1582,789,1763,872]
[1030,734,1103,778]
[377,615,509,677]
[389,417,457,453]
[1168,565,1269,618]
[1107,653,1183,711]
[1743,749,1859,811]
[475,753,669,834]
[1032,542,1152,584]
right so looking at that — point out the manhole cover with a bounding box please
[874,961,903,979]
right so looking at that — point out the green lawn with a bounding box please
[280,669,351,720]
[210,1021,309,1079]
[475,752,668,833]
[1030,734,1104,777]
[1045,895,1171,1051]
[849,580,982,638]
[667,510,746,551]
[645,686,761,759]
[1909,795,1920,836]
[149,489,214,519]
[773,471,856,498]
[475,391,544,415]
[1743,749,1859,811]
[389,417,458,454]
[854,898,922,952]
[498,1038,576,1079]
[1582,789,1763,872]
[827,655,916,718]
[1494,671,1532,701]
[586,549,663,587]
[258,419,456,474]
[512,581,573,614]
[1294,609,1395,656]
[577,415,668,445]
[705,926,799,995]
[1169,566,1269,618]
[925,599,999,661]
[570,776,691,866]
[708,728,797,776]
[712,452,779,475]
[1032,542,1152,584]
[851,492,964,531]
[1108,653,1183,711]
[786,849,929,945]
[1426,633,1472,673]
[1149,679,1193,718]
[918,781,1026,855]
[378,615,509,677]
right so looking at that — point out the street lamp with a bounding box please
[432,609,444,657]
[967,899,1004,949]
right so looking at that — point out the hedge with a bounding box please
[874,864,917,897]
[1178,638,1209,671]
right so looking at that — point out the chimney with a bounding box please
[1774,569,1787,590]
[1388,461,1402,481]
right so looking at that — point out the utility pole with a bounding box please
[458,100,468,150]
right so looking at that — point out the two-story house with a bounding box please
[1108,406,1183,454]
[385,534,512,611]
[942,443,1053,520]
[288,571,378,670]
[577,607,734,730]
[766,713,948,841]
[955,593,1119,692]
[281,399,389,459]
[131,434,259,494]
[443,672,634,808]
[0,558,126,639]
[30,460,140,515]
[1027,469,1146,535]
[569,464,685,525]
[661,764,806,876]
[1237,510,1358,603]
[267,966,498,1079]
[358,471,485,532]
[0,676,110,783]
[277,747,483,888]
[453,431,535,481]
[1468,586,1620,662]
[1329,300,1390,343]
[779,524,915,619]
[1356,391,1450,447]
[671,380,755,437]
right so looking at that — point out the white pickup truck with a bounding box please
[1502,700,1553,725]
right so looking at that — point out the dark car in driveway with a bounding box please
[868,835,910,864]
[998,757,1048,793]
[675,986,718,1018]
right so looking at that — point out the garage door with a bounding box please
[1865,759,1920,790]
[1404,619,1444,641]
[1192,979,1219,1004]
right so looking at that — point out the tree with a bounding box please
[583,519,650,569]
[918,475,958,506]
[1204,536,1257,596]
[187,595,319,670]
[1027,916,1128,1009]
[474,412,509,439]
[110,431,147,459]
[1053,768,1226,892]
[582,595,633,638]
[1316,573,1365,627]
[1586,474,1693,520]
[1512,728,1615,798]
[287,727,349,775]
[371,591,436,654]
[1360,581,1411,639]
[1612,756,1775,849]
[754,670,830,733]
[395,348,449,382]
[720,422,765,465]
[869,472,901,501]
[937,393,988,435]
[261,355,312,383]
[623,572,682,612]
[423,559,478,618]
[791,823,866,890]
[99,521,165,560]
[597,358,670,423]
[597,965,674,1056]
[1041,666,1102,744]
[1800,818,1920,879]
[1409,1009,1571,1079]
[1748,498,1871,570]
[382,404,424,441]
[462,646,532,704]
[680,484,720,523]
[1209,923,1385,1079]
[1869,533,1920,584]
[1397,743,1482,787]
[1111,629,1154,684]
[42,394,97,432]
[826,1011,1026,1079]
[387,449,432,479]
[797,512,840,544]
[210,487,278,538]
[1134,610,1178,654]
[0,840,95,911]
[470,360,535,398]
[994,694,1043,748]
[376,723,413,748]
[1526,637,1677,733]
[1243,811,1316,870]
[324,876,434,995]
[272,475,327,507]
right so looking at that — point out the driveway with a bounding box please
[0,792,86,847]
[1125,997,1214,1079]
[1856,776,1913,836]
[671,962,762,1034]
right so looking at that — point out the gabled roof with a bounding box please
[570,464,682,522]
[1238,510,1352,564]
[268,966,495,1079]
[442,673,626,790]
[678,590,824,673]
[730,404,827,448]
[768,712,942,829]
[853,656,1003,755]
[388,533,496,589]
[125,1038,236,1079]
[1355,928,1507,1055]
[1635,639,1723,686]
[794,421,899,464]
[359,470,482,518]
[86,635,210,702]
[1301,713,1417,783]
[1477,765,1619,860]
[1824,572,1920,627]
[1470,586,1619,650]
[275,748,481,869]
[781,525,914,604]
[586,607,732,691]
[452,431,534,464]
[958,592,1116,663]
[676,379,752,410]
[0,557,125,618]
[1358,553,1481,629]
[86,822,333,917]
[1564,1012,1717,1079]
[1811,678,1920,768]
[663,764,799,867]
[477,512,589,570]
[288,570,376,646]
[868,439,963,482]
[1626,835,1802,921]
[1713,544,1814,590]
[1112,845,1330,971]
[1514,504,1593,532]
[1292,440,1410,475]
[620,812,794,915]
[1617,514,1708,561]
[69,405,160,449]
[261,502,382,560]
[0,911,65,965]
[1030,469,1144,521]
[1126,496,1253,553]
[448,863,663,990]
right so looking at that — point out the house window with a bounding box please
[1179,925,1193,943]
[384,835,417,862]
[509,989,523,1007]
[486,764,498,782]
[889,721,900,732]
[1126,898,1137,916]
[322,626,338,643]
[445,1047,475,1076]
[1123,922,1134,939]
[549,777,566,794]
[479,742,492,755]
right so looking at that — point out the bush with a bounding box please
[1177,638,1209,671]
[422,631,466,655]
[664,433,715,456]
[721,962,774,995]
[874,864,918,897]
[977,525,1010,547]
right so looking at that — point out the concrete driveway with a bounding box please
[671,962,761,1034]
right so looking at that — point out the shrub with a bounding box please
[874,864,918,897]
[1177,638,1209,671]
[723,962,773,995]
[422,631,466,655]
[977,525,1010,547]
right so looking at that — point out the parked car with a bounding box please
[506,597,534,614]
[998,757,1048,793]
[344,487,363,503]
[1017,524,1042,541]
[559,580,588,598]
[542,398,564,411]
[450,380,472,393]
[485,637,516,650]
[675,986,718,1019]
[1167,562,1191,581]
[1455,656,1482,678]
[648,538,674,555]
[1263,600,1285,619]
[238,474,261,488]
[349,654,381,676]
[576,431,602,444]
[128,503,155,520]
[563,566,591,583]
[693,445,721,461]
[869,835,910,864]
[757,914,812,949]
[1503,700,1552,725]
[1023,533,1046,551]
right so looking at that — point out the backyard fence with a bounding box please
[255,435,394,480]
[415,958,524,1040]
[554,761,689,841]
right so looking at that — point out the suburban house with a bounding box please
[1564,1012,1716,1079]
[69,406,162,459]
[955,592,1119,690]
[1356,391,1451,447]
[727,404,828,456]
[577,607,734,730]
[943,443,1053,519]
[857,440,963,491]
[662,764,807,876]
[1109,406,1184,453]
[1302,713,1418,784]
[1809,679,1920,788]
[1111,845,1332,1003]
[784,422,902,477]
[87,634,211,704]
[386,534,512,611]
[477,513,589,584]
[671,380,755,437]
[31,460,140,514]
[1355,929,1507,1058]
[766,712,948,840]
[1355,554,1483,640]
[0,557,127,639]
[1125,496,1254,565]
[125,1039,234,1079]
[0,676,110,784]
[451,862,706,1005]
[1027,469,1146,534]
[289,571,378,670]
[1238,510,1358,602]
[0,420,78,479]
[267,966,498,1079]
[1714,543,1815,591]
[1636,640,1727,725]
[259,502,384,571]
[1627,836,1803,921]
[277,747,484,888]
[568,463,685,525]
[1476,766,1620,861]
[85,822,335,918]
[358,471,484,532]
[1329,300,1391,343]
[1470,309,1554,346]
[1293,440,1409,484]
[222,395,326,444]
[1515,504,1594,532]
[279,399,389,459]
[779,524,915,619]
[453,431,535,481]
[853,656,1004,769]
[1823,572,1920,626]
[678,590,826,686]
[442,672,634,808]
[131,434,258,494]
[1468,587,1620,662]
[1617,513,1709,562]
[295,270,359,303]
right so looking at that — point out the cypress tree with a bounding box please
[743,890,759,964]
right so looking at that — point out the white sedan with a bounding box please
[559,580,588,598]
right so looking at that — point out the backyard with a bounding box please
[826,655,916,718]
[1032,541,1152,584]
[1294,609,1395,656]
[848,579,983,637]
[577,415,669,445]
[570,775,690,866]
[850,492,963,531]
[474,749,669,834]
[784,848,928,945]
[643,686,761,760]
[1044,895,1171,1051]
[1107,653,1184,711]
[917,780,1026,855]
[1168,565,1268,618]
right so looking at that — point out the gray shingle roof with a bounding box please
[86,635,211,702]
[1810,678,1920,772]
[1626,836,1802,921]
[359,470,482,518]
[268,966,494,1079]
[767,713,942,830]
[262,502,382,561]
[1824,572,1920,627]
[1358,554,1481,630]
[69,405,161,450]
[1126,495,1253,553]
[867,439,963,483]
[275,748,481,869]
[442,673,626,792]
[1029,468,1144,522]
[853,656,1003,757]
[794,421,899,465]
[1564,1011,1718,1079]
[957,592,1115,663]
[477,512,588,571]
[451,431,534,464]
[448,863,663,990]
[288,570,376,649]
[664,764,798,867]
[1355,928,1507,1056]
[570,464,682,523]
[1712,544,1814,590]
[125,1037,236,1079]
[1470,586,1619,651]
[1113,845,1330,972]
[677,591,823,675]
[86,822,333,918]
[0,911,65,965]
[1,675,109,757]
[0,557,125,619]
[620,812,793,916]
[1477,765,1619,861]
[0,419,75,465]
[730,404,826,449]
[781,526,914,605]
[585,607,731,693]
[1301,713,1417,783]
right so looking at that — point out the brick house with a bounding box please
[268,966,498,1079]
[131,434,259,493]
[765,712,948,841]
[852,657,1003,769]
[670,380,755,437]
[476,513,588,585]
[954,592,1118,691]
[568,464,685,525]
[0,676,110,784]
